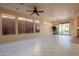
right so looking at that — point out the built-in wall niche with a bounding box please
[2,14,16,35]
[18,17,34,34]
[35,20,40,33]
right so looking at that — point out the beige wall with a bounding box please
[40,20,52,36]
[0,7,52,44]
[70,18,77,38]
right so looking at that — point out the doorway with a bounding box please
[58,23,70,35]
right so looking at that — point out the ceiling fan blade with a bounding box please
[31,12,34,15]
[27,10,33,12]
[35,12,40,16]
[37,11,44,13]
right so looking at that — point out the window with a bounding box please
[2,14,16,35]
[18,17,34,34]
[18,17,27,34]
[35,20,40,33]
[26,19,34,33]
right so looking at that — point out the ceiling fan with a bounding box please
[27,7,44,16]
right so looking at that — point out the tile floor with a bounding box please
[0,35,79,56]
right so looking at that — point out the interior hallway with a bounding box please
[0,35,79,56]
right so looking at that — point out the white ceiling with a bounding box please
[0,3,79,21]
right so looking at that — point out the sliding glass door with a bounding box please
[58,23,70,35]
